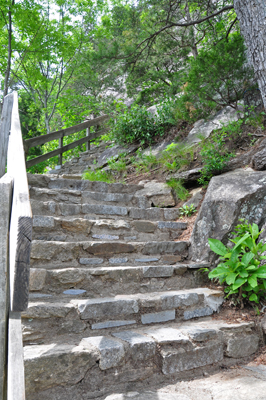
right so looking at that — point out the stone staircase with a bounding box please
[23,173,260,400]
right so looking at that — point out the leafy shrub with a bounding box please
[198,121,243,185]
[82,169,115,183]
[110,98,178,146]
[208,220,266,306]
[184,33,254,110]
[179,204,197,217]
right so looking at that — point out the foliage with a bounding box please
[198,120,243,185]
[82,168,115,183]
[110,99,175,146]
[184,34,254,110]
[208,220,266,306]
[179,204,197,217]
[166,179,189,201]
[107,153,127,173]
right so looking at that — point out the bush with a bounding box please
[208,220,266,307]
[198,120,243,185]
[184,33,254,110]
[110,98,178,145]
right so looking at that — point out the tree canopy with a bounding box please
[1,0,265,171]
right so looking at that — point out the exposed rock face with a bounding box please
[186,105,243,144]
[251,147,266,171]
[190,169,266,262]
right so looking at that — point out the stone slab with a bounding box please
[79,258,104,265]
[143,266,174,278]
[145,328,190,346]
[161,292,199,310]
[112,331,156,361]
[33,215,55,228]
[109,257,128,264]
[141,310,175,325]
[81,336,125,370]
[161,341,223,374]
[183,307,213,320]
[76,298,139,320]
[226,334,259,358]
[24,344,98,394]
[91,320,136,330]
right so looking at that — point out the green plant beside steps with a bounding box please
[179,204,197,217]
[82,169,115,183]
[208,220,266,307]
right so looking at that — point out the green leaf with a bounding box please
[208,266,229,278]
[232,278,246,290]
[208,239,227,256]
[239,270,249,278]
[252,223,259,239]
[233,232,250,249]
[230,247,241,263]
[263,280,266,290]
[260,244,266,252]
[256,272,266,279]
[225,272,238,285]
[241,252,254,267]
[246,265,257,271]
[249,293,258,303]
[245,237,254,250]
[248,275,258,288]
[256,266,266,276]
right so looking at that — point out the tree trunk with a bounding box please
[234,0,266,110]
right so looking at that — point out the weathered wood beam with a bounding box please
[23,114,109,151]
[0,174,13,400]
[7,312,25,400]
[7,92,32,312]
[26,128,108,168]
[0,94,14,178]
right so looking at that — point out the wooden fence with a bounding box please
[24,114,109,169]
[0,92,33,400]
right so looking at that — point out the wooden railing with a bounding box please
[24,114,109,169]
[0,92,33,400]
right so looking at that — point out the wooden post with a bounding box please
[86,127,90,151]
[7,312,25,400]
[0,174,13,400]
[6,92,32,312]
[0,94,14,179]
[59,137,63,166]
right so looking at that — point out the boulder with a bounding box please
[252,146,266,170]
[190,169,266,262]
[135,181,175,207]
[186,105,243,144]
[97,144,139,168]
[183,188,204,209]
[168,167,202,183]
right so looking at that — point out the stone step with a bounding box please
[30,199,179,221]
[32,215,187,242]
[28,174,144,194]
[30,187,150,208]
[29,262,210,296]
[30,240,190,269]
[22,287,223,343]
[24,319,259,400]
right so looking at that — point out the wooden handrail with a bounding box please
[0,91,33,400]
[7,92,32,312]
[23,114,109,152]
[26,127,108,168]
